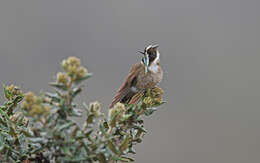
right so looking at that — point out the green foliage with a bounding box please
[0,56,165,163]
[0,85,31,162]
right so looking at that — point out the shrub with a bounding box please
[0,56,165,163]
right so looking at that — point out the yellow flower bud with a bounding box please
[10,112,22,123]
[67,65,78,76]
[31,104,43,115]
[22,117,29,126]
[13,86,22,96]
[108,107,118,119]
[61,59,69,71]
[24,92,37,104]
[90,101,100,112]
[8,84,15,91]
[28,109,37,116]
[76,66,87,79]
[67,56,80,68]
[110,102,126,121]
[5,85,22,100]
[90,101,102,117]
[151,87,163,104]
[143,97,153,106]
[21,101,30,110]
[21,91,50,117]
[114,102,125,112]
[44,106,51,115]
[56,72,68,85]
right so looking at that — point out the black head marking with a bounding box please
[146,46,157,64]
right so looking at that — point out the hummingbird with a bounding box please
[110,44,163,108]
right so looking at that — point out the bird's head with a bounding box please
[139,44,160,73]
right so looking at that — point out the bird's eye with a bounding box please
[149,52,156,58]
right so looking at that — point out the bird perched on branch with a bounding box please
[110,45,163,108]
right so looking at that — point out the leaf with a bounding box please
[120,134,130,151]
[133,125,147,133]
[0,134,4,151]
[128,146,136,154]
[71,87,82,98]
[99,123,107,137]
[135,128,143,138]
[152,101,167,107]
[137,119,144,124]
[83,102,88,110]
[113,156,134,162]
[62,146,72,157]
[107,140,119,155]
[30,137,48,144]
[120,157,135,162]
[0,105,6,111]
[87,114,95,124]
[109,113,119,128]
[70,108,82,117]
[45,92,61,102]
[13,95,23,103]
[121,113,133,121]
[49,82,67,91]
[97,153,107,163]
[74,73,93,84]
[144,107,157,116]
[81,141,91,155]
[4,85,11,100]
[57,121,75,132]
[63,156,87,162]
[21,129,33,137]
[46,111,56,124]
[0,116,6,126]
[0,107,8,118]
[103,121,109,129]
[85,129,93,138]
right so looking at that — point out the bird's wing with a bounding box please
[110,62,144,108]
[128,91,144,105]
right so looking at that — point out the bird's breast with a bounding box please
[136,65,163,90]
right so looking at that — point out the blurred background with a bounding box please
[1,0,260,162]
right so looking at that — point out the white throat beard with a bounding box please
[148,50,160,73]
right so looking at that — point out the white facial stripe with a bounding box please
[145,45,153,52]
[154,50,160,63]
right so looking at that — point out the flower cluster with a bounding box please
[21,92,50,117]
[109,102,126,122]
[89,101,102,117]
[59,56,88,83]
[143,87,164,107]
[56,72,68,85]
[4,84,22,101]
[10,111,29,126]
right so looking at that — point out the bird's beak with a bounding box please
[138,50,145,55]
[138,51,149,73]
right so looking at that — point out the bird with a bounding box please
[110,44,163,108]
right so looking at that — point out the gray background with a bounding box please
[1,0,260,162]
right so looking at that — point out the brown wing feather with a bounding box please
[128,91,144,105]
[110,62,143,108]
